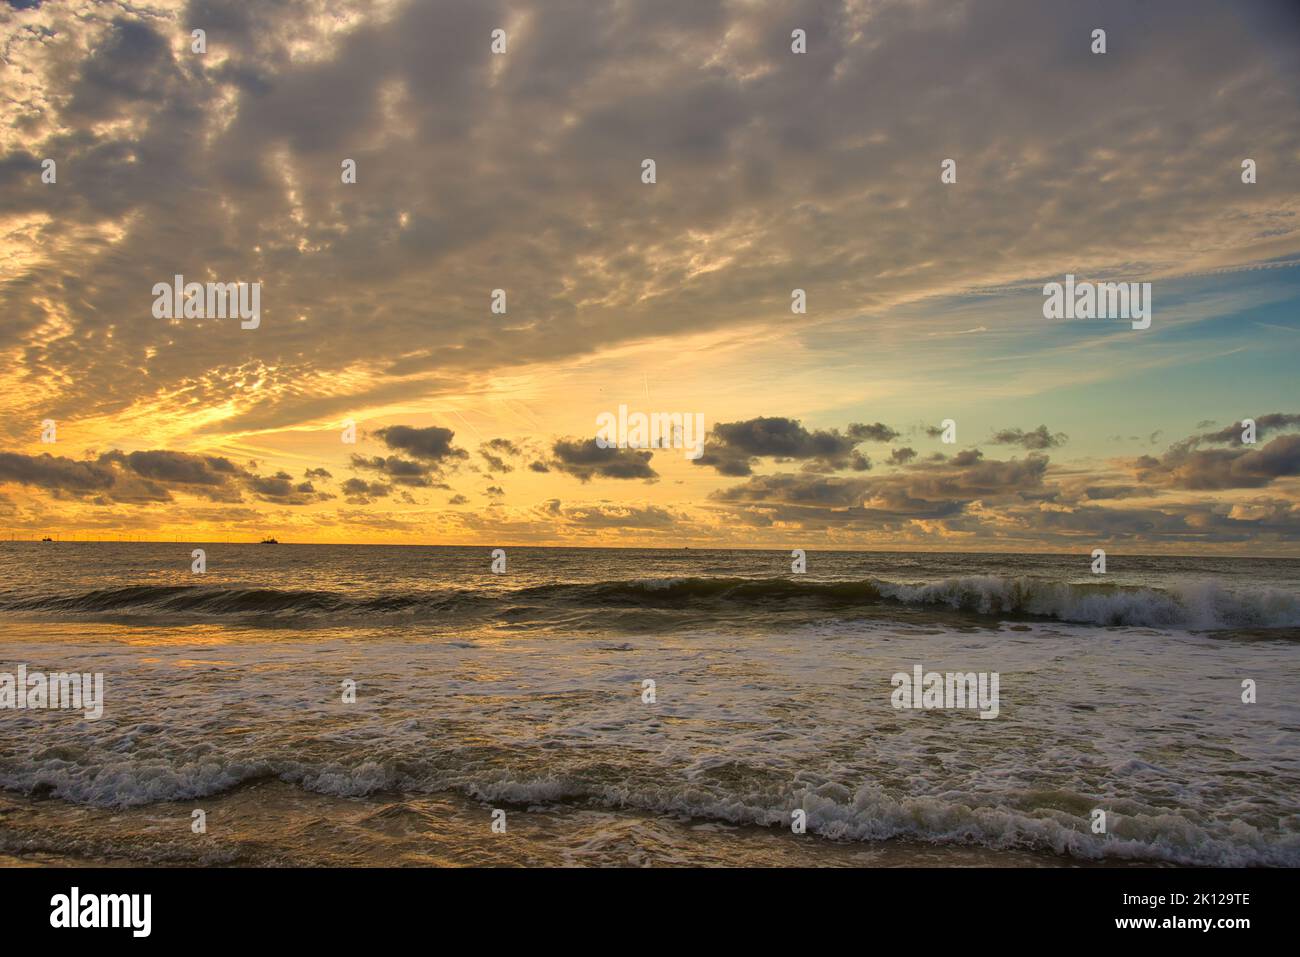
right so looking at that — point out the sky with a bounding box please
[0,0,1298,552]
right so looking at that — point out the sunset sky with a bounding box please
[1,0,1298,551]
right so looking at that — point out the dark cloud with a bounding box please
[479,451,509,473]
[245,471,333,505]
[0,447,331,505]
[350,454,449,488]
[65,18,173,124]
[478,438,520,473]
[341,477,391,505]
[374,425,468,463]
[848,422,900,443]
[713,473,874,508]
[1134,433,1300,490]
[1195,413,1300,447]
[709,457,1300,547]
[901,449,1050,500]
[990,425,1067,450]
[99,449,240,487]
[550,438,658,483]
[712,448,1052,532]
[1083,485,1143,500]
[695,416,894,476]
[0,451,116,494]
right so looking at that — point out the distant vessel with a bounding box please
[259,537,279,545]
[41,536,54,542]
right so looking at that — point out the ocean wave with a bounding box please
[872,575,1300,629]
[3,759,1294,867]
[0,583,480,619]
[1,575,1296,629]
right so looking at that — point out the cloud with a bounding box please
[245,471,333,505]
[349,454,446,487]
[713,473,875,508]
[1083,485,1144,500]
[707,443,1300,547]
[478,438,522,473]
[0,1,1297,551]
[1133,433,1300,490]
[341,477,392,505]
[374,425,468,464]
[990,425,1067,450]
[848,422,901,443]
[711,448,1053,531]
[0,447,331,505]
[4,0,1293,446]
[549,438,658,483]
[1195,413,1300,447]
[99,450,242,489]
[547,502,683,529]
[695,416,894,476]
[341,425,472,491]
[0,452,116,494]
[897,448,1051,501]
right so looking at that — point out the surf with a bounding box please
[1,574,1297,630]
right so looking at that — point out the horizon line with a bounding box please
[3,539,1297,561]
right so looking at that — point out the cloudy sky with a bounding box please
[1,0,1298,552]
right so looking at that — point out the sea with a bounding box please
[0,543,1297,867]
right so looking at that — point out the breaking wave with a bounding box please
[1,575,1296,629]
[2,757,1295,867]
